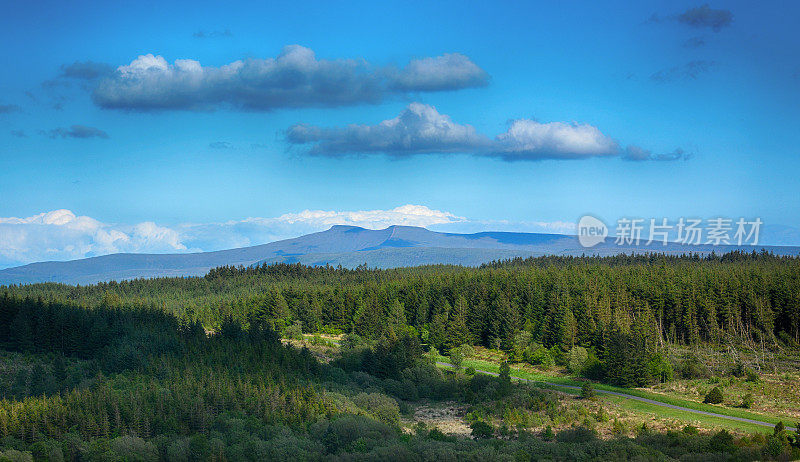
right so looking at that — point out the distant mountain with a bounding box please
[1,225,799,285]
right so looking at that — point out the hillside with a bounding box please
[2,224,799,285]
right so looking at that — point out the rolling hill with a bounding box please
[1,224,798,285]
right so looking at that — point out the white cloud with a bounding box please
[289,103,626,160]
[391,53,489,92]
[0,206,464,268]
[288,102,489,156]
[0,210,186,268]
[92,46,488,111]
[288,103,689,162]
[492,120,619,160]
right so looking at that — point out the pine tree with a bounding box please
[560,308,577,350]
[429,301,451,352]
[387,299,406,330]
[444,296,471,352]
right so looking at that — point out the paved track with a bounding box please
[436,361,796,432]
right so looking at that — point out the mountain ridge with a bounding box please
[1,225,798,285]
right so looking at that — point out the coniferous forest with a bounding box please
[1,251,800,460]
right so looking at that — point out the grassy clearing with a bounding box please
[648,373,800,421]
[432,353,796,433]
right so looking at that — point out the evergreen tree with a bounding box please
[444,296,471,352]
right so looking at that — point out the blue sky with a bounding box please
[0,0,799,267]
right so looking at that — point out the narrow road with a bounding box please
[436,361,796,432]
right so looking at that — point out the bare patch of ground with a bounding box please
[405,401,472,436]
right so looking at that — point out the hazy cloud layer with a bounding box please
[651,60,715,82]
[91,45,489,111]
[42,125,109,139]
[288,103,679,162]
[678,4,733,31]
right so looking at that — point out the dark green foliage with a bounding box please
[1,254,799,460]
[498,361,512,396]
[704,386,724,404]
[580,381,596,400]
[5,251,799,355]
[470,420,494,438]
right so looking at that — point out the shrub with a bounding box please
[353,393,400,425]
[683,425,699,435]
[647,353,674,383]
[580,381,596,400]
[458,344,475,358]
[524,346,554,367]
[428,428,450,441]
[449,348,464,370]
[708,429,735,453]
[745,368,761,383]
[470,420,494,438]
[283,321,303,340]
[741,393,754,409]
[680,355,708,379]
[703,386,724,404]
[465,366,476,376]
[556,426,596,444]
[0,450,33,462]
[567,346,588,374]
[731,362,746,377]
[582,355,605,381]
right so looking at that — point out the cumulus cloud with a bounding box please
[0,104,21,114]
[287,102,490,156]
[42,125,109,139]
[390,53,489,92]
[492,120,619,161]
[0,210,186,268]
[678,4,733,31]
[91,45,488,111]
[288,103,677,162]
[60,61,114,80]
[650,60,715,82]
